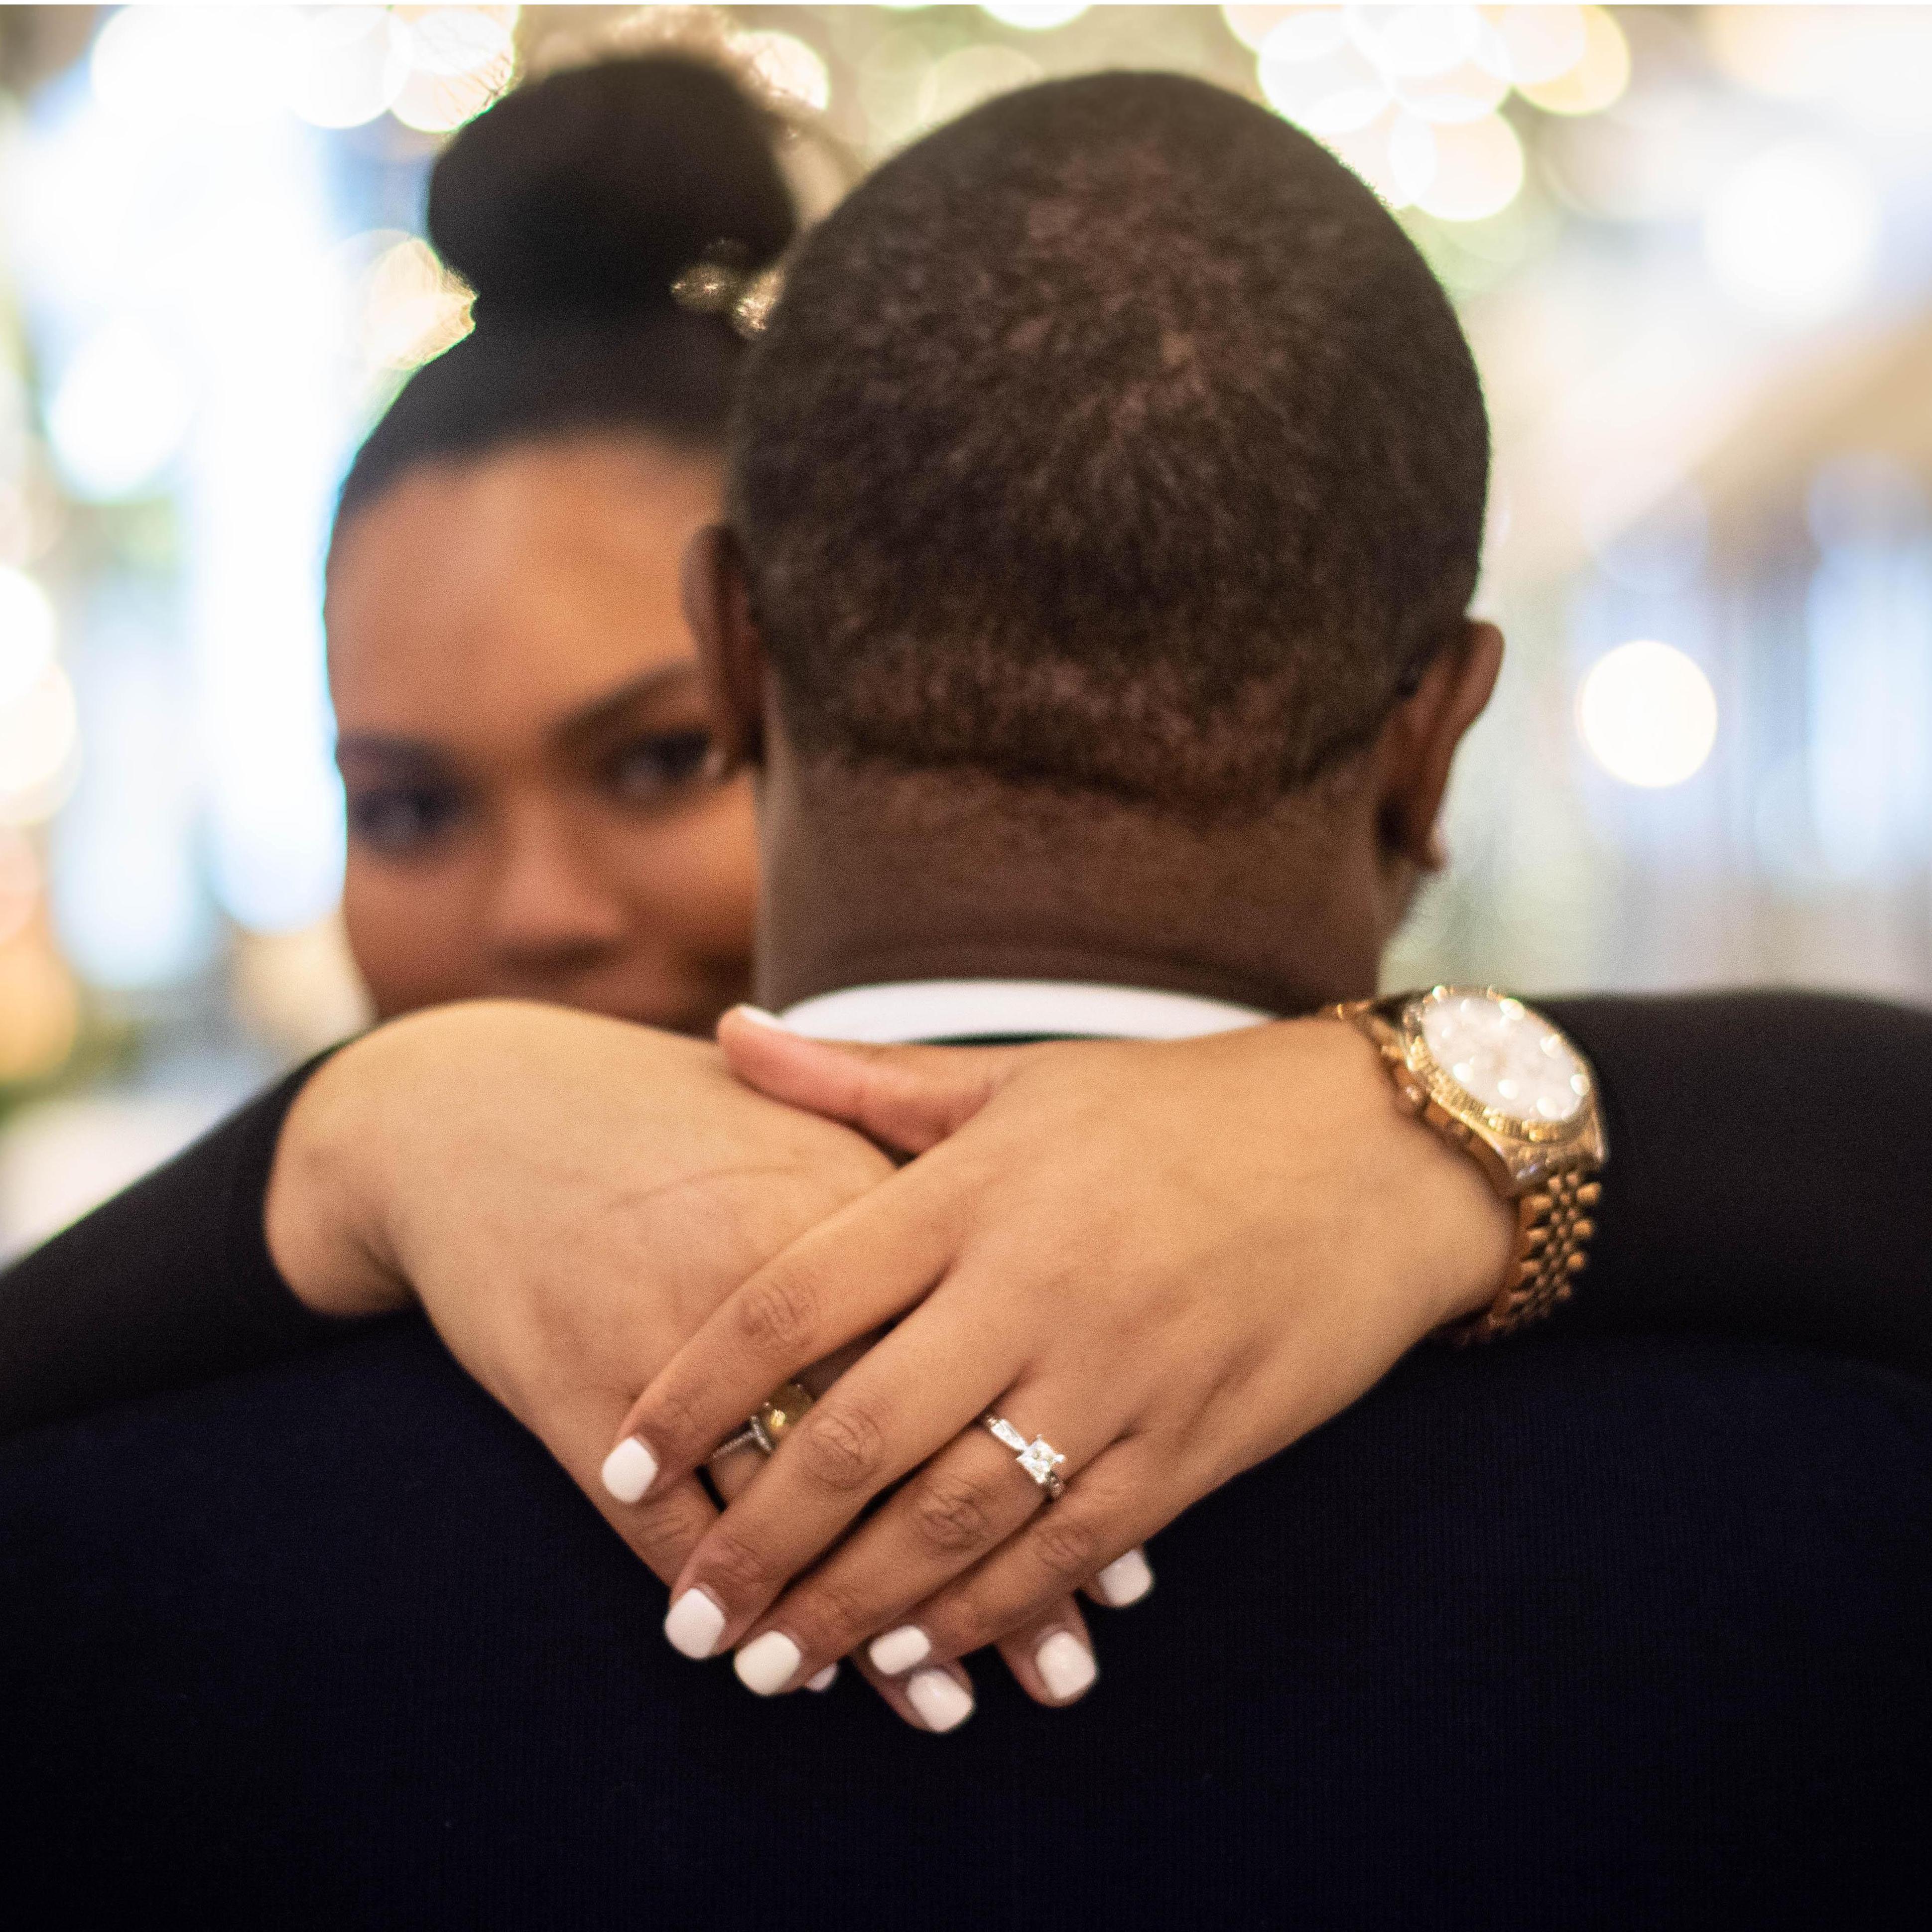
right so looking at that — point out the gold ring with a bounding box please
[712,1380,815,1462]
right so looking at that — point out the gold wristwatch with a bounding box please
[1330,987,1608,1343]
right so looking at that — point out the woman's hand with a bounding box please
[261,999,1094,1727]
[606,1012,1514,1712]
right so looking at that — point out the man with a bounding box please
[3,73,1928,1927]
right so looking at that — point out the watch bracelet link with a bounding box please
[1330,997,1601,1345]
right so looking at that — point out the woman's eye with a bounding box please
[605,729,713,804]
[345,785,465,855]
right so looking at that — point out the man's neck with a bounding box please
[752,749,1385,1018]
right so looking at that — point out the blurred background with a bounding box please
[0,3,1927,1253]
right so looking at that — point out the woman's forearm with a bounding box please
[0,1052,361,1435]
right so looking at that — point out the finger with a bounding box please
[607,1164,972,1492]
[724,1403,1109,1690]
[659,1300,1023,1660]
[995,1594,1100,1707]
[717,1009,1040,1155]
[901,1439,1164,1672]
[707,1453,966,1739]
[852,1651,979,1734]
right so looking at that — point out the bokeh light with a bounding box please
[1704,139,1879,328]
[351,233,477,374]
[1486,5,1588,88]
[1515,5,1626,115]
[0,567,57,712]
[0,664,81,827]
[918,45,1044,131]
[1258,18,1388,136]
[1577,642,1718,790]
[1254,6,1618,220]
[732,29,832,113]
[1411,112,1524,221]
[90,4,292,130]
[0,830,38,951]
[981,2,1090,28]
[0,928,80,1085]
[47,321,194,502]
[1222,6,1292,55]
[283,6,413,129]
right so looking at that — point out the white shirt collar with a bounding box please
[775,979,1274,1044]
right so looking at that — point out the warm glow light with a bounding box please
[1222,5,1296,54]
[0,568,56,712]
[981,1,1089,28]
[398,5,517,78]
[0,929,79,1085]
[1578,641,1718,789]
[1413,111,1524,221]
[1516,5,1627,116]
[1321,106,1415,207]
[1353,5,1476,81]
[391,60,511,133]
[734,30,833,113]
[0,829,36,951]
[90,4,290,129]
[1396,56,1508,125]
[1481,4,1587,87]
[284,6,412,129]
[1258,20,1388,135]
[917,45,1044,130]
[47,321,194,503]
[356,235,475,372]
[0,663,80,826]
[1704,139,1878,327]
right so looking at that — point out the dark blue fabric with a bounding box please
[3,1318,1928,1929]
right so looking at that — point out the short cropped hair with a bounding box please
[729,72,1489,814]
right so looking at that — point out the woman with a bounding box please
[3,48,1930,1738]
[327,52,778,1034]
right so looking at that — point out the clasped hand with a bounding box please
[272,1000,1507,1734]
[608,1010,1510,1723]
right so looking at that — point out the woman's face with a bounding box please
[326,437,758,1032]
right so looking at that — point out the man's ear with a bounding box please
[1373,620,1503,865]
[681,523,767,775]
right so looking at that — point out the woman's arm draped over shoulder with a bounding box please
[0,1054,356,1435]
[1541,991,1932,1376]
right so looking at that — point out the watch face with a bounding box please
[1410,989,1592,1137]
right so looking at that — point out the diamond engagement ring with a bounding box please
[982,1412,1067,1500]
[712,1380,815,1461]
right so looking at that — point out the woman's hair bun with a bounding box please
[427,54,797,320]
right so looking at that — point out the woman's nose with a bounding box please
[482,811,630,972]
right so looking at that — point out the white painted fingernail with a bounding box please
[600,1437,657,1504]
[868,1624,931,1674]
[734,1005,791,1031]
[1034,1630,1098,1701]
[734,1630,802,1696]
[664,1589,726,1659]
[1095,1548,1154,1607]
[906,1669,974,1732]
[805,1663,839,1693]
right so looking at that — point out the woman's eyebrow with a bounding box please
[334,733,452,772]
[552,661,704,753]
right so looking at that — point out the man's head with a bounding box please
[686,71,1503,1010]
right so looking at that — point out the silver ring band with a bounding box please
[981,1412,1067,1500]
